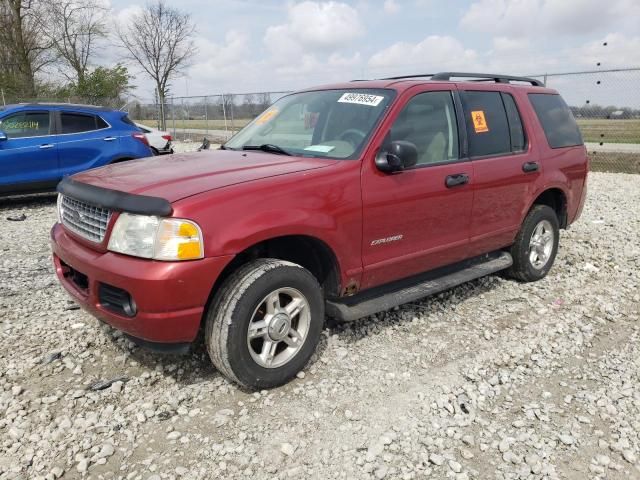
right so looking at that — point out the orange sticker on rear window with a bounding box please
[256,109,278,125]
[471,110,489,133]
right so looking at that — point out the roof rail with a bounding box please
[380,73,435,80]
[430,72,544,86]
[16,102,112,110]
[379,72,544,87]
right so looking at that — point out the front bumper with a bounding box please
[51,223,233,343]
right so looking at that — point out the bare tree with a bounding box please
[0,0,53,97]
[257,92,272,111]
[41,0,108,86]
[117,0,196,129]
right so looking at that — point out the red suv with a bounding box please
[51,72,588,389]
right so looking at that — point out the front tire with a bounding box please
[205,259,324,389]
[506,205,559,282]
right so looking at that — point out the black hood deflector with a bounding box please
[57,177,173,217]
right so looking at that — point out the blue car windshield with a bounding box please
[225,89,395,159]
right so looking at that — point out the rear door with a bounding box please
[360,86,474,289]
[56,110,118,177]
[458,86,542,256]
[0,110,59,189]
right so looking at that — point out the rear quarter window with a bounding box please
[97,116,109,129]
[120,114,136,127]
[528,93,583,148]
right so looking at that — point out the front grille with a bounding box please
[61,195,111,242]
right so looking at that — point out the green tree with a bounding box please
[74,64,133,104]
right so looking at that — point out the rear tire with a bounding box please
[506,205,559,282]
[205,259,324,389]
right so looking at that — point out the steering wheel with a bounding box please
[337,128,366,147]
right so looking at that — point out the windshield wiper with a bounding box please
[241,144,291,156]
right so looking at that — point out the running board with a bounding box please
[326,251,513,322]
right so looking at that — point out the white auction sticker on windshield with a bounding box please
[338,93,384,107]
[304,145,335,153]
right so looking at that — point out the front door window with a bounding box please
[387,91,459,166]
[0,112,51,138]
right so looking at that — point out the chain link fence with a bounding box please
[530,68,640,174]
[128,68,640,173]
[128,92,292,146]
[4,68,639,173]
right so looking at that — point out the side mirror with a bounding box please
[0,130,7,142]
[375,140,418,173]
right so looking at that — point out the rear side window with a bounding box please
[0,111,50,138]
[61,113,100,134]
[528,93,582,148]
[461,91,511,157]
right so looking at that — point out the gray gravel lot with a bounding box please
[1,172,639,480]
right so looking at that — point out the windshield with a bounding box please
[225,89,395,159]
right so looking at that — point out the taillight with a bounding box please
[161,134,172,142]
[132,132,149,146]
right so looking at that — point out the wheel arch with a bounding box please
[525,187,569,229]
[207,234,342,309]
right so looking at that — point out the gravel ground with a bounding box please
[1,172,639,480]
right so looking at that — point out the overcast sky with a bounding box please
[108,0,640,101]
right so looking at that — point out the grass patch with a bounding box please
[577,119,640,144]
[589,152,640,174]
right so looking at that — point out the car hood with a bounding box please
[71,150,339,203]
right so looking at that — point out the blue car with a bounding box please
[0,103,153,195]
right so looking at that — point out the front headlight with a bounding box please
[107,213,204,261]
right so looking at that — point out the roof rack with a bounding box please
[381,73,435,80]
[431,72,544,86]
[16,102,113,111]
[380,72,544,87]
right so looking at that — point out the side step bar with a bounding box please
[326,251,513,322]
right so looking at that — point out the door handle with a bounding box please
[445,173,469,188]
[522,161,539,173]
[103,136,117,141]
[39,144,54,149]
